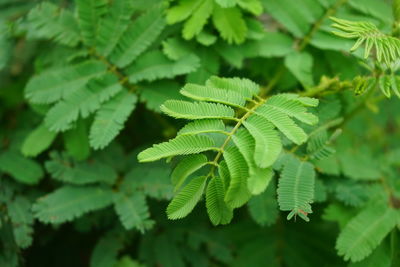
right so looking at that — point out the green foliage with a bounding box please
[2,0,400,266]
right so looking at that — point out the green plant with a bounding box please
[1,0,400,266]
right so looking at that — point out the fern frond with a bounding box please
[110,7,166,68]
[76,0,108,47]
[113,192,153,232]
[336,202,399,262]
[243,115,282,168]
[25,2,80,46]
[161,100,235,120]
[33,186,113,224]
[171,154,208,191]
[45,74,122,132]
[178,119,227,136]
[89,91,137,150]
[181,83,247,107]
[96,0,134,56]
[223,146,251,208]
[166,176,207,219]
[138,135,216,162]
[206,176,233,225]
[127,51,200,83]
[331,17,400,65]
[25,60,107,104]
[277,155,315,221]
[7,196,34,248]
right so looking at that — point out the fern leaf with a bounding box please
[161,100,235,120]
[248,181,278,226]
[171,154,208,192]
[96,0,134,56]
[113,192,153,232]
[232,128,274,194]
[243,115,282,168]
[90,91,137,150]
[138,135,216,162]
[206,76,259,99]
[212,6,247,44]
[223,146,251,208]
[336,202,399,262]
[110,7,166,68]
[127,51,200,83]
[180,83,247,107]
[277,155,315,221]
[178,119,226,135]
[0,151,43,185]
[45,73,122,132]
[25,60,107,104]
[21,124,57,157]
[25,2,80,46]
[206,176,233,225]
[166,176,207,219]
[182,0,213,40]
[33,186,113,224]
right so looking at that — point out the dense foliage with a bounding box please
[1,0,400,266]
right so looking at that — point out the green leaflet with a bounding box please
[161,100,235,120]
[336,202,400,262]
[7,196,34,248]
[212,6,247,44]
[243,115,282,168]
[182,0,213,40]
[138,135,216,162]
[90,91,137,150]
[206,76,260,98]
[63,120,91,161]
[223,146,251,208]
[248,180,278,226]
[96,0,135,56]
[177,119,226,136]
[25,2,80,46]
[33,186,113,224]
[90,231,125,267]
[285,51,315,88]
[206,176,233,225]
[232,128,274,194]
[76,0,108,47]
[45,152,117,185]
[0,151,43,185]
[127,51,200,83]
[277,155,315,221]
[21,124,57,157]
[45,73,122,132]
[113,192,153,232]
[25,60,107,104]
[166,176,207,219]
[171,154,208,192]
[180,83,247,107]
[110,7,166,68]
